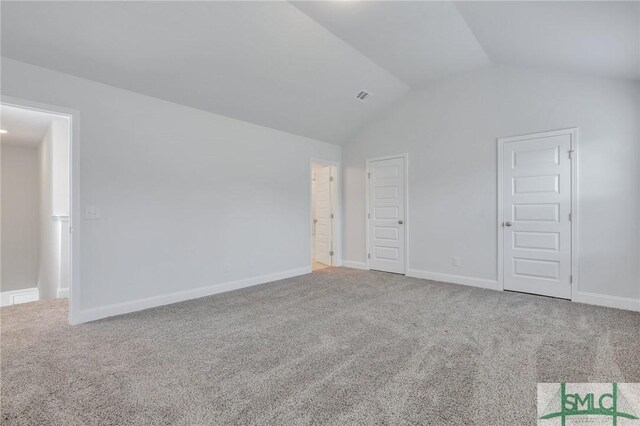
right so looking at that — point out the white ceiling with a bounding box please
[291,1,490,87]
[455,1,640,81]
[1,1,638,144]
[0,105,60,148]
[0,1,408,144]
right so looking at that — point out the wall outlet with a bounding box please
[452,257,460,267]
[223,263,231,273]
[84,206,101,220]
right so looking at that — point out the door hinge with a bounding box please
[329,176,334,182]
[368,253,371,259]
[570,275,573,283]
[569,213,572,221]
[367,212,370,219]
[69,226,73,233]
[330,213,334,219]
[568,150,574,159]
[368,172,371,179]
[329,251,334,256]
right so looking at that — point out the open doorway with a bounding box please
[0,102,72,307]
[310,160,339,271]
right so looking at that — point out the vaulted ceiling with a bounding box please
[291,1,491,86]
[2,1,638,144]
[455,1,640,82]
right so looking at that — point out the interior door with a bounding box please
[502,132,573,299]
[314,166,332,266]
[368,156,406,274]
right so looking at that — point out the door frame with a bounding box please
[365,153,409,274]
[1,95,81,324]
[497,128,578,300]
[309,158,342,268]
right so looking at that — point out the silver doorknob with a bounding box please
[505,221,512,227]
[398,220,404,224]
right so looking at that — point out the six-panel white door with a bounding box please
[368,157,406,274]
[502,132,573,299]
[314,165,333,266]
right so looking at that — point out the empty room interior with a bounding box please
[0,1,638,424]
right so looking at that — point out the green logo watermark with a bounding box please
[538,383,640,425]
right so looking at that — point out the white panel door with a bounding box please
[368,157,405,274]
[314,166,332,266]
[503,133,572,299]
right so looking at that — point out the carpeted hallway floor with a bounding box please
[1,268,639,425]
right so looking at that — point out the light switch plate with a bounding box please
[84,206,101,220]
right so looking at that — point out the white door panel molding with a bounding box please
[366,154,408,274]
[498,128,577,299]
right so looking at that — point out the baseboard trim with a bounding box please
[1,287,40,307]
[573,291,640,312]
[407,270,638,312]
[74,266,312,324]
[407,269,499,291]
[342,260,368,270]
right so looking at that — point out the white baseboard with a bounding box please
[573,291,640,312]
[73,266,312,324]
[341,263,499,290]
[57,288,69,298]
[1,288,40,307]
[407,269,499,291]
[342,260,368,270]
[407,269,638,311]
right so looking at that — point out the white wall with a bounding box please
[37,124,56,299]
[51,118,70,216]
[343,65,640,305]
[1,58,341,321]
[1,144,40,292]
[58,218,70,297]
[44,117,71,300]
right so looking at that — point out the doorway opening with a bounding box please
[310,160,339,271]
[0,100,74,314]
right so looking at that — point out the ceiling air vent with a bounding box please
[355,90,371,102]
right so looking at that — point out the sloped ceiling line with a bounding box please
[1,1,638,146]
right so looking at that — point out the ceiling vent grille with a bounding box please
[355,90,371,102]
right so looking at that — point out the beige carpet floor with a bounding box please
[1,267,639,425]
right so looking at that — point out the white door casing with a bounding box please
[314,165,332,266]
[499,130,575,299]
[367,156,406,274]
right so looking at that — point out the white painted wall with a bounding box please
[38,125,56,299]
[47,117,71,300]
[343,65,640,305]
[58,218,70,297]
[1,144,40,292]
[51,118,70,216]
[1,58,341,321]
